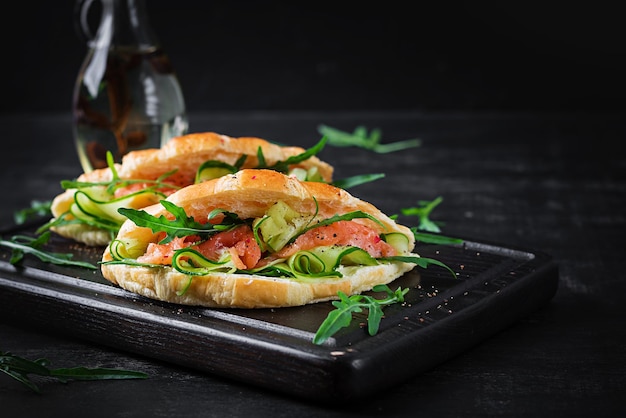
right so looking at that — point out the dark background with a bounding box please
[1,3,625,415]
[3,1,625,114]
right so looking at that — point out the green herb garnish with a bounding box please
[384,254,457,278]
[118,201,244,244]
[0,232,98,269]
[193,135,381,188]
[398,196,464,244]
[195,137,328,183]
[318,124,421,153]
[313,284,409,345]
[400,196,444,232]
[0,350,148,394]
[259,136,328,173]
[52,151,181,237]
[411,229,464,245]
[14,200,52,225]
[61,152,180,195]
[331,173,385,189]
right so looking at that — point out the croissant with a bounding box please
[50,132,333,246]
[101,169,418,308]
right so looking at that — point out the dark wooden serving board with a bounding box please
[0,225,558,403]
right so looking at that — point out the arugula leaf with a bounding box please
[400,196,444,233]
[118,201,243,244]
[385,255,457,278]
[0,232,98,269]
[194,137,331,184]
[61,151,180,195]
[318,124,421,153]
[14,200,52,225]
[259,136,328,173]
[313,284,409,345]
[49,367,148,381]
[412,229,463,245]
[395,196,464,245]
[331,173,385,189]
[0,350,147,394]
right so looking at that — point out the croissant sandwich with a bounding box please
[101,169,419,308]
[49,132,333,246]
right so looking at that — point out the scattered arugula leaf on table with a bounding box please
[387,254,457,278]
[13,200,52,225]
[313,284,409,345]
[400,196,444,233]
[317,124,421,153]
[0,231,98,269]
[331,173,385,189]
[0,350,148,393]
[410,229,463,245]
[399,197,464,245]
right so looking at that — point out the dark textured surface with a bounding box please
[1,111,624,417]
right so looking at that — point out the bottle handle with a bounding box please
[74,0,98,45]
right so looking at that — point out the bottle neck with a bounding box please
[82,0,157,51]
[110,0,157,50]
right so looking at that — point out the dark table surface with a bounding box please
[1,111,624,417]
